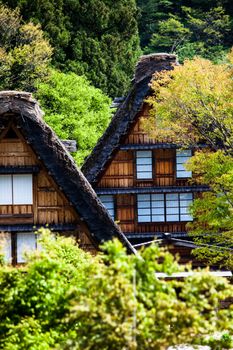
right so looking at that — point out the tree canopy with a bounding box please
[0,230,232,349]
[36,69,112,165]
[0,4,52,91]
[1,0,141,97]
[137,0,233,62]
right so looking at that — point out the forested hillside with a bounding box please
[137,0,233,61]
[0,0,233,163]
[0,0,141,97]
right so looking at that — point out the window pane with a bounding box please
[166,207,179,214]
[137,172,153,179]
[152,215,165,222]
[180,200,192,207]
[151,194,164,201]
[166,193,179,201]
[13,174,33,205]
[0,233,11,263]
[166,201,179,208]
[166,214,179,221]
[17,232,36,263]
[151,200,164,208]
[180,207,189,214]
[136,151,152,158]
[137,165,153,172]
[180,193,193,200]
[137,194,150,202]
[138,201,150,208]
[0,175,12,205]
[177,170,192,178]
[176,164,187,171]
[137,158,152,165]
[152,207,164,215]
[181,214,193,221]
[177,150,192,157]
[138,208,151,215]
[138,215,151,222]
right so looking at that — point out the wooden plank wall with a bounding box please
[124,104,173,145]
[98,151,134,187]
[97,105,191,188]
[0,127,97,252]
[98,148,189,188]
[0,136,78,225]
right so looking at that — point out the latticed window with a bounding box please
[136,151,153,179]
[137,194,165,222]
[176,150,192,178]
[137,193,193,223]
[99,195,115,220]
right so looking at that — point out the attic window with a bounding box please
[176,150,192,178]
[136,151,153,179]
[4,128,18,139]
[0,174,33,205]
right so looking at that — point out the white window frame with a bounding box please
[0,174,33,205]
[136,150,153,179]
[99,195,115,220]
[176,149,192,178]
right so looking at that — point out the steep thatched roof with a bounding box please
[82,53,178,183]
[0,91,135,253]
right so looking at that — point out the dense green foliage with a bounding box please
[1,0,141,97]
[147,53,233,268]
[137,0,233,61]
[0,4,52,91]
[0,230,232,349]
[36,69,112,165]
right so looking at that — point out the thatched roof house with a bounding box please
[0,91,135,263]
[82,53,178,184]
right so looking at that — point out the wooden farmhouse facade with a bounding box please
[82,54,208,262]
[0,91,134,264]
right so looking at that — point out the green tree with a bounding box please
[145,6,231,62]
[36,69,112,165]
[0,4,52,91]
[147,53,233,268]
[0,230,233,349]
[146,16,191,53]
[136,0,173,48]
[1,0,141,97]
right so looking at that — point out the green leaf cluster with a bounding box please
[36,69,112,165]
[0,229,233,349]
[0,4,52,91]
